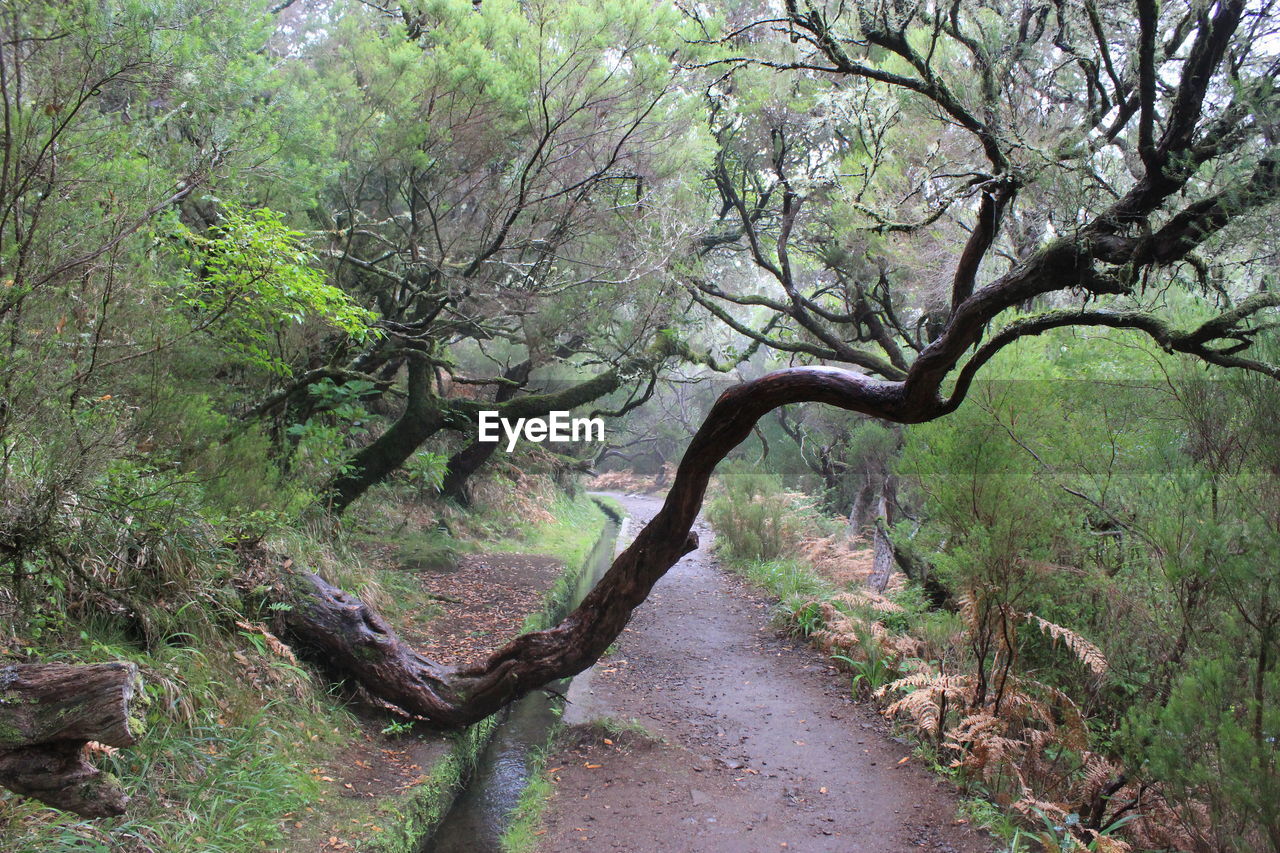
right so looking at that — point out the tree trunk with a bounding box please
[324,357,448,514]
[846,475,876,538]
[439,359,531,505]
[439,441,501,505]
[0,662,142,817]
[868,475,899,592]
[276,366,933,727]
[868,497,894,594]
[329,359,631,514]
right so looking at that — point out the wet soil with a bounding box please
[539,494,993,853]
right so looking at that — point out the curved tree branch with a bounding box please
[946,295,1280,409]
[278,365,929,727]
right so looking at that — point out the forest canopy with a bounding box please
[2,0,1279,850]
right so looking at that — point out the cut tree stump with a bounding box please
[0,662,143,817]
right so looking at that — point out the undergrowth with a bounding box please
[0,439,606,852]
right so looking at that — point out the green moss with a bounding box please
[0,717,23,747]
[498,726,560,853]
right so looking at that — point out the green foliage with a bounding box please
[166,206,375,375]
[396,527,459,572]
[381,718,416,737]
[832,646,898,698]
[707,463,815,563]
[403,451,450,498]
[895,330,1280,846]
[492,492,611,571]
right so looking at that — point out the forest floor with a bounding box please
[537,494,994,853]
[290,551,570,853]
[285,493,610,853]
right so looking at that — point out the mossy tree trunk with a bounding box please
[439,359,531,505]
[0,662,143,817]
[324,357,450,515]
[328,357,635,514]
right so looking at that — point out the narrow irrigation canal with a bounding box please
[421,508,622,853]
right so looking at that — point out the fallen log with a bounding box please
[0,662,142,817]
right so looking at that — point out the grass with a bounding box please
[588,494,624,521]
[1,670,353,853]
[958,797,1027,849]
[497,735,560,853]
[0,483,613,853]
[493,492,610,569]
[394,527,459,571]
[591,716,659,742]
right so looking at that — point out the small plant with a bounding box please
[404,450,449,498]
[793,600,826,637]
[380,718,415,736]
[395,526,458,571]
[706,463,815,563]
[831,645,898,698]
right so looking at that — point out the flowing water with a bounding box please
[421,512,622,853]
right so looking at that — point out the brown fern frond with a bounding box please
[1079,753,1123,801]
[1088,836,1131,853]
[876,670,971,698]
[1024,679,1089,750]
[945,711,1003,743]
[1013,796,1070,821]
[1025,612,1108,675]
[831,590,905,614]
[888,632,925,658]
[884,688,943,735]
[235,619,300,665]
[997,684,1057,730]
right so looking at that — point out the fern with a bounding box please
[1025,611,1108,676]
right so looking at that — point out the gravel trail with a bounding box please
[539,494,993,853]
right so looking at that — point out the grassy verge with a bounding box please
[0,486,610,853]
[1,626,358,853]
[491,492,612,570]
[497,732,559,853]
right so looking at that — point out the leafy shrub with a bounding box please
[706,462,815,563]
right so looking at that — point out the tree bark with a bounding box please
[846,475,876,538]
[869,501,895,593]
[868,476,897,592]
[277,367,929,727]
[328,358,635,514]
[439,359,532,504]
[439,440,502,505]
[0,662,142,817]
[324,357,448,514]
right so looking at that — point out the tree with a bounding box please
[272,0,1280,727]
[235,0,710,513]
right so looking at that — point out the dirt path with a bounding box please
[539,494,992,853]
